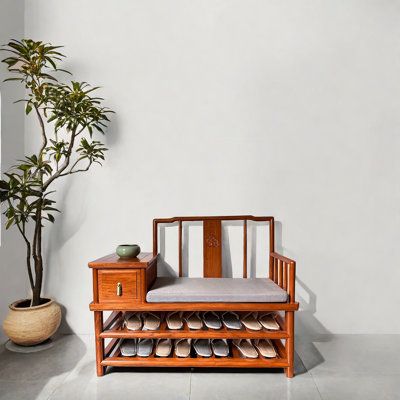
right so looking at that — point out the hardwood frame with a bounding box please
[89,215,298,378]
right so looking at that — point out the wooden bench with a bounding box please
[89,215,299,377]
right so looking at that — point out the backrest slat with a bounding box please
[243,220,247,278]
[178,220,183,277]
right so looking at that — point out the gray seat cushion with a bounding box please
[146,277,288,303]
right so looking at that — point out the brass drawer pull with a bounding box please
[116,282,122,296]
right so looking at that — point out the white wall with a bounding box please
[0,0,27,341]
[1,0,398,336]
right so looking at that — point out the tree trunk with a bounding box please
[31,206,43,307]
[32,259,42,306]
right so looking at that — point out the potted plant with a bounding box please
[0,39,113,345]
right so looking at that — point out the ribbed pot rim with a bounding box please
[9,298,55,311]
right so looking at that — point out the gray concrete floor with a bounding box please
[0,334,399,399]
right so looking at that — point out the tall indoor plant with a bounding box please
[0,39,113,345]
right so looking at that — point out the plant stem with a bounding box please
[31,202,43,306]
[34,105,47,157]
[6,199,34,291]
[16,224,34,291]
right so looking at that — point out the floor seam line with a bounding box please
[45,364,78,400]
[189,369,193,400]
[309,371,324,400]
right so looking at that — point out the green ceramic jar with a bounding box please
[116,244,140,258]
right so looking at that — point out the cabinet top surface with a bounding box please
[88,252,155,268]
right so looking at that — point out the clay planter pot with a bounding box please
[2,298,61,346]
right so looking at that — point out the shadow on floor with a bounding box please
[295,277,333,373]
[0,329,87,400]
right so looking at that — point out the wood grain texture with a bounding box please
[89,301,299,312]
[243,220,247,278]
[98,270,140,303]
[203,219,222,277]
[285,311,295,378]
[94,311,105,376]
[89,253,156,268]
[178,220,183,277]
[145,260,157,293]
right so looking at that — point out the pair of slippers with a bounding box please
[198,311,239,330]
[233,339,277,358]
[193,338,229,357]
[154,338,192,358]
[120,338,153,357]
[241,312,280,331]
[166,311,242,330]
[124,312,160,331]
[120,338,192,358]
[165,311,206,330]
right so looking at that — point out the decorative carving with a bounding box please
[206,234,220,247]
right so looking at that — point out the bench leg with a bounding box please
[285,311,295,378]
[94,311,105,376]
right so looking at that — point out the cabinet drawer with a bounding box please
[98,269,140,303]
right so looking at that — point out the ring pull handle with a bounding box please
[116,282,122,296]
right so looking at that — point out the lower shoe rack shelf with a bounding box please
[100,311,290,369]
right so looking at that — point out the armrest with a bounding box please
[270,252,296,303]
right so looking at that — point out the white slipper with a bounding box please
[241,312,262,331]
[155,338,172,357]
[142,312,161,331]
[174,338,192,358]
[166,311,183,330]
[254,339,277,358]
[184,312,203,330]
[259,313,280,331]
[233,339,258,359]
[124,312,142,331]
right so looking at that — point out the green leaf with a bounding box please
[25,103,32,115]
[5,216,15,229]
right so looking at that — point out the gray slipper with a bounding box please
[120,339,137,357]
[211,339,229,357]
[202,311,222,330]
[222,312,242,330]
[137,338,154,357]
[193,339,212,357]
